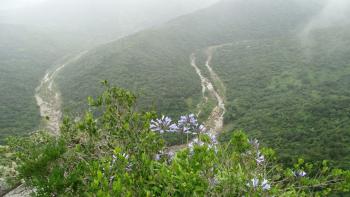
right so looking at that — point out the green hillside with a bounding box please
[3,0,350,195]
[57,0,321,118]
[0,24,80,143]
[211,26,350,168]
[56,0,350,166]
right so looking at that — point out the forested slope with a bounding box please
[0,24,80,142]
[56,0,350,167]
[212,26,350,168]
[57,0,321,118]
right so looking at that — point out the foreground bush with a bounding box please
[2,83,350,196]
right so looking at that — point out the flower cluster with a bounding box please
[150,116,178,133]
[248,178,271,191]
[187,132,219,154]
[150,114,206,135]
[249,139,265,165]
[150,114,219,157]
[178,114,198,133]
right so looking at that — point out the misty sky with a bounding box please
[2,0,350,44]
[0,0,46,10]
[0,0,219,11]
[0,0,219,43]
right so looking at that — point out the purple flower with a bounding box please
[150,116,175,133]
[248,178,271,191]
[111,154,117,166]
[188,138,206,153]
[155,154,161,161]
[256,153,265,164]
[249,138,260,149]
[293,170,307,177]
[250,178,259,188]
[206,132,218,144]
[169,123,179,133]
[178,114,199,134]
[299,171,307,177]
[261,179,271,191]
[199,124,207,133]
[122,153,129,160]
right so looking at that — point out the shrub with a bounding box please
[2,83,350,196]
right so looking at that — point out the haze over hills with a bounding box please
[1,0,219,43]
[0,24,83,143]
[2,0,350,196]
[0,0,219,143]
[57,0,322,113]
[56,0,350,166]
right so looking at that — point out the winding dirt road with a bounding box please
[191,49,226,135]
[35,64,66,135]
[167,48,226,152]
[34,51,87,135]
[4,51,88,197]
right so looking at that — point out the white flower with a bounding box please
[299,171,306,177]
[249,138,260,149]
[167,151,175,161]
[178,114,199,134]
[255,155,265,164]
[251,178,259,188]
[169,123,179,132]
[261,179,271,191]
[122,153,129,160]
[294,170,307,177]
[155,154,161,161]
[199,124,206,133]
[249,178,271,191]
[206,132,218,144]
[256,153,265,164]
[150,116,175,133]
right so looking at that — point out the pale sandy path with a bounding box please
[35,51,87,135]
[167,49,226,152]
[4,51,88,197]
[191,51,226,135]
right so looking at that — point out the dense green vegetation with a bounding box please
[0,24,81,143]
[0,0,343,169]
[55,0,350,166]
[57,0,321,118]
[2,1,350,195]
[1,84,350,196]
[211,26,350,168]
[54,0,350,168]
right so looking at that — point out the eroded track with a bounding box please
[35,51,87,135]
[191,47,226,135]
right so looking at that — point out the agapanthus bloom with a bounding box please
[249,138,260,149]
[168,123,179,133]
[293,170,307,177]
[150,114,207,134]
[155,154,161,161]
[188,138,205,150]
[299,171,307,177]
[248,178,271,191]
[256,152,265,164]
[178,114,197,125]
[198,124,207,133]
[250,178,259,188]
[167,151,175,161]
[150,116,176,133]
[206,132,218,144]
[122,153,129,160]
[261,179,271,191]
[178,114,199,134]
